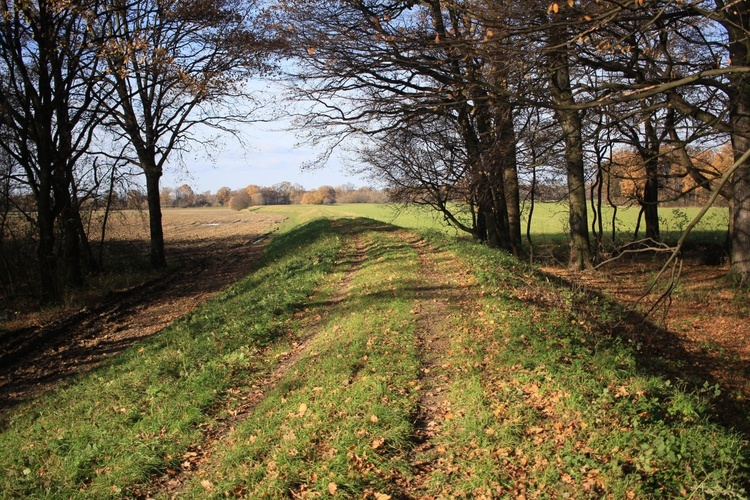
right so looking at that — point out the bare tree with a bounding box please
[0,0,105,303]
[95,0,276,267]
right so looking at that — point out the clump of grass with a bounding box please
[0,219,344,498]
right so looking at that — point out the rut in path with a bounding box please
[140,227,367,498]
[398,231,480,496]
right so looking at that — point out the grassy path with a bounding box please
[0,217,747,498]
[145,220,369,497]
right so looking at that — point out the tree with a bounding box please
[216,186,232,206]
[174,184,196,208]
[96,0,275,267]
[228,189,251,210]
[160,187,174,208]
[0,0,104,302]
[278,0,524,253]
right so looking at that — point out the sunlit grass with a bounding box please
[253,202,729,247]
[416,233,748,497]
[0,215,745,498]
[180,219,422,498]
[0,219,345,498]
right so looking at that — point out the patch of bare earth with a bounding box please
[541,254,750,420]
[0,208,286,410]
[397,231,479,498]
[139,222,367,498]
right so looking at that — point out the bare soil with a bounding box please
[541,252,750,414]
[0,208,286,409]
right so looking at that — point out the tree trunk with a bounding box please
[643,158,660,241]
[560,109,593,270]
[53,173,83,287]
[496,102,523,256]
[36,195,59,304]
[548,28,592,270]
[730,114,750,283]
[725,5,750,283]
[145,168,167,268]
[642,118,660,241]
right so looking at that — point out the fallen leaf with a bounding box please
[328,482,338,494]
[201,479,215,491]
[370,414,379,423]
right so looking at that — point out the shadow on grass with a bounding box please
[0,231,270,411]
[522,262,750,439]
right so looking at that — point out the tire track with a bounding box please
[138,223,367,498]
[397,231,479,497]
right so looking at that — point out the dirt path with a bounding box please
[397,231,480,497]
[140,224,368,498]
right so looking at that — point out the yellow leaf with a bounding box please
[328,482,338,494]
[375,494,392,500]
[370,414,379,423]
[568,0,574,5]
[201,479,215,491]
[298,402,308,416]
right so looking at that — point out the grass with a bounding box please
[253,202,729,248]
[0,215,746,498]
[0,219,345,498]
[178,220,422,498]
[412,234,748,497]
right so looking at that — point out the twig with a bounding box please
[632,146,750,316]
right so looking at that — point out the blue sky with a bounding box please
[160,80,372,193]
[161,125,370,193]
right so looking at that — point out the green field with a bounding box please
[252,202,729,246]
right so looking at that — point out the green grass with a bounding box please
[410,233,748,497]
[0,215,746,498]
[178,220,423,498]
[0,219,345,498]
[253,202,729,247]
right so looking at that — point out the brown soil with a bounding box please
[541,252,750,411]
[0,208,286,410]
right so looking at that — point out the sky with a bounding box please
[160,124,371,193]
[158,80,372,194]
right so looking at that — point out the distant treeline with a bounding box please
[122,182,390,210]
